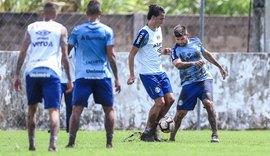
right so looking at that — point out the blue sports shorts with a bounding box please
[177,79,213,110]
[25,67,61,109]
[72,78,113,107]
[139,72,173,99]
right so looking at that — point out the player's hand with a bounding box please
[114,79,121,93]
[13,75,22,91]
[219,67,227,80]
[127,76,135,85]
[162,48,172,55]
[65,81,73,93]
[193,60,205,67]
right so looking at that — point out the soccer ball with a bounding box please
[158,116,175,133]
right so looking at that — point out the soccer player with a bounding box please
[65,0,121,149]
[60,48,75,132]
[13,2,73,151]
[127,4,175,142]
[169,25,227,143]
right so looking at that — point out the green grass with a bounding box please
[0,130,269,156]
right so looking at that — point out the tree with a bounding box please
[0,0,252,16]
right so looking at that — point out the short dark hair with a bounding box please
[147,4,165,20]
[174,25,188,37]
[43,2,58,14]
[86,0,101,16]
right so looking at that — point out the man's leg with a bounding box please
[141,97,165,142]
[202,99,219,142]
[102,106,115,148]
[169,110,188,141]
[27,104,38,151]
[64,91,73,133]
[66,105,84,147]
[153,93,175,141]
[48,108,60,151]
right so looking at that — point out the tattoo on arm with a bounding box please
[15,32,30,75]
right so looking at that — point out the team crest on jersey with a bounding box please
[36,30,51,36]
[154,86,161,93]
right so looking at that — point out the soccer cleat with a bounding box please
[29,146,36,151]
[211,133,219,143]
[106,143,113,149]
[140,132,155,142]
[65,143,75,148]
[48,146,57,152]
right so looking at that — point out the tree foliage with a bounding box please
[0,0,252,16]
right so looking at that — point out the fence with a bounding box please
[0,13,251,52]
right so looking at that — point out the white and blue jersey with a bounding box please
[69,22,114,79]
[133,25,173,99]
[24,20,64,109]
[133,25,163,74]
[171,37,212,86]
[25,20,64,77]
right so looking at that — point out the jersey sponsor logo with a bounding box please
[29,73,50,78]
[136,33,144,45]
[153,42,162,48]
[86,69,105,73]
[81,35,105,40]
[84,60,103,65]
[36,30,51,36]
[32,41,53,47]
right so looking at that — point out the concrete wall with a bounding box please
[0,13,249,52]
[0,51,269,130]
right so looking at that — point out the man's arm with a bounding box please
[14,31,31,91]
[127,46,139,85]
[202,50,227,79]
[106,45,121,93]
[60,27,73,92]
[173,58,205,70]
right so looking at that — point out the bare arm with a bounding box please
[13,32,31,91]
[60,27,73,92]
[127,46,139,85]
[106,45,121,93]
[202,50,227,80]
[15,32,31,76]
[173,58,205,70]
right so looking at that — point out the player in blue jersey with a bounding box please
[127,4,175,142]
[66,0,121,149]
[13,2,73,151]
[169,25,227,143]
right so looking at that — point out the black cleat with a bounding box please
[29,146,36,151]
[140,132,155,142]
[65,143,75,148]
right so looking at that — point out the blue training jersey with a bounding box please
[171,37,212,86]
[69,21,114,79]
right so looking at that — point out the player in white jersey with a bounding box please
[13,2,73,152]
[127,4,175,142]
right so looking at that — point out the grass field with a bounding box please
[0,130,269,156]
